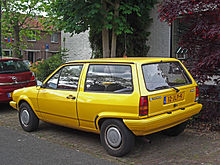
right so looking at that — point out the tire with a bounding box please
[100,119,135,157]
[162,122,187,136]
[19,102,39,132]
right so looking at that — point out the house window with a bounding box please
[51,33,58,43]
[27,31,37,41]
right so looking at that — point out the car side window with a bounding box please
[46,70,61,89]
[46,65,83,91]
[85,64,133,93]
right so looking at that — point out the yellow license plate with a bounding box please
[7,92,12,98]
[164,92,184,104]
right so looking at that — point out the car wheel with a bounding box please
[100,119,135,157]
[162,122,187,136]
[19,102,39,132]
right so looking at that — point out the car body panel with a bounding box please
[77,63,140,131]
[37,88,79,127]
[123,103,202,136]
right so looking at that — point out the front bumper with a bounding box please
[9,101,17,110]
[123,103,202,136]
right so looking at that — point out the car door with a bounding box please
[37,64,83,128]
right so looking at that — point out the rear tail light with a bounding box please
[139,96,148,116]
[30,72,35,81]
[195,86,199,102]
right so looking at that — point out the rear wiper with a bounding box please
[170,86,180,93]
[155,85,179,92]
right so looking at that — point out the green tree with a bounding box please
[51,0,157,58]
[1,0,52,58]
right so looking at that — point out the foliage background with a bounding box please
[89,0,156,58]
[1,0,52,57]
[158,0,220,130]
[34,52,66,81]
[50,0,157,58]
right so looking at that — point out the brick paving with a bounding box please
[1,103,220,165]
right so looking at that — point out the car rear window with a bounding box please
[85,64,133,93]
[0,60,30,74]
[142,61,192,91]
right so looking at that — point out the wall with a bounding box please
[2,31,61,63]
[146,6,171,58]
[61,31,92,62]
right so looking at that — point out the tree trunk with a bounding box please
[110,0,120,58]
[102,28,110,58]
[13,24,20,58]
[101,0,110,58]
[111,30,117,58]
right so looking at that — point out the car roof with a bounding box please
[0,57,22,61]
[66,57,179,65]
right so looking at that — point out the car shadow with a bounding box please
[35,120,192,159]
[0,103,16,113]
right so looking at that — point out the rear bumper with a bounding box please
[123,103,202,136]
[0,92,12,102]
[0,81,36,103]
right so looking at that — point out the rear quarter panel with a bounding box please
[76,63,140,131]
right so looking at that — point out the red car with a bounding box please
[0,57,36,103]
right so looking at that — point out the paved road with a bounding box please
[0,126,114,165]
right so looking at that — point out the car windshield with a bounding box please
[0,60,30,74]
[142,61,192,91]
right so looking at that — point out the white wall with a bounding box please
[147,6,171,58]
[61,31,92,62]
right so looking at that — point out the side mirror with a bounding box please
[36,80,43,86]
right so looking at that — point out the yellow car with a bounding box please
[10,58,202,156]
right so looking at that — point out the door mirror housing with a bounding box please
[36,80,43,87]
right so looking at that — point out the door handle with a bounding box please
[66,96,76,100]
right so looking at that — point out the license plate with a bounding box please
[164,92,184,104]
[7,92,12,98]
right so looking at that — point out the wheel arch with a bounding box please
[95,112,137,131]
[97,117,123,130]
[17,96,39,118]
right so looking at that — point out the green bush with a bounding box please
[35,52,66,81]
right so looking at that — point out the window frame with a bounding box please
[44,64,83,91]
[84,64,134,94]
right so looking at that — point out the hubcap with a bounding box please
[106,127,122,148]
[21,109,30,126]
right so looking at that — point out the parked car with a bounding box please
[0,57,36,103]
[10,58,202,156]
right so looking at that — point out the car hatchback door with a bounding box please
[37,64,83,127]
[141,61,196,117]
